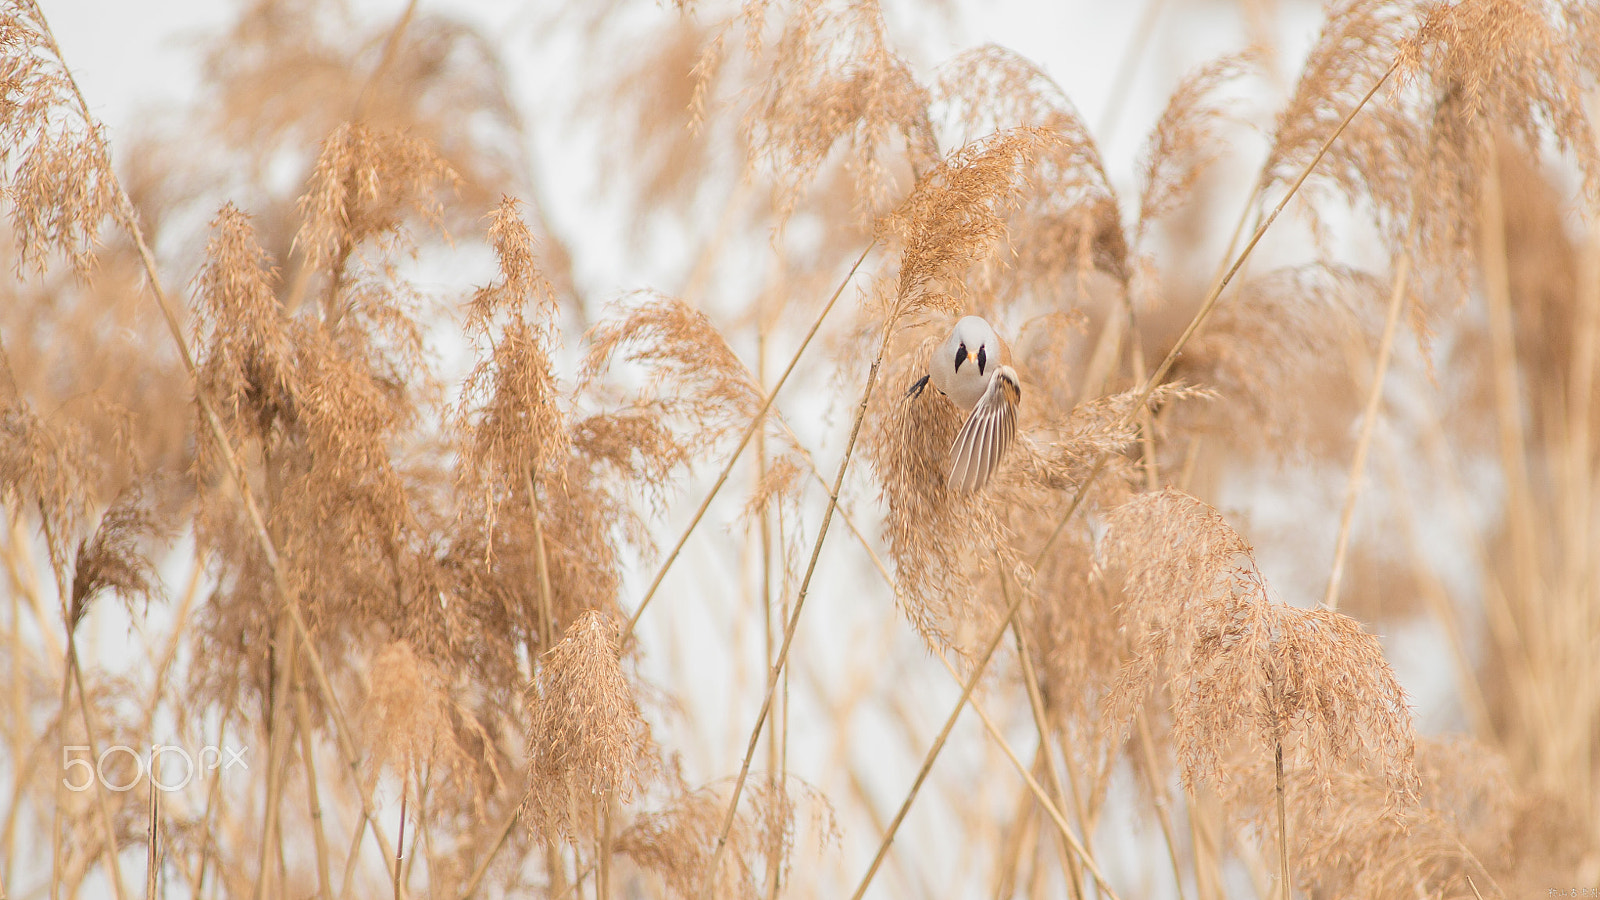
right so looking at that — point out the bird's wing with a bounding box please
[946,367,1020,493]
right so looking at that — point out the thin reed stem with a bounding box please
[1274,738,1290,900]
[755,320,787,900]
[256,618,299,899]
[337,813,368,900]
[1186,786,1222,900]
[50,632,66,900]
[1134,709,1188,900]
[295,678,335,900]
[69,649,130,900]
[697,305,894,899]
[455,807,517,900]
[1010,629,1087,900]
[355,0,419,120]
[145,785,159,900]
[4,530,24,894]
[597,792,613,900]
[620,240,875,647]
[404,771,430,887]
[1480,142,1539,614]
[527,467,556,650]
[283,0,421,314]
[931,640,1119,900]
[1324,247,1410,610]
[193,717,229,900]
[49,504,128,900]
[848,566,1097,900]
[552,862,598,900]
[395,779,407,900]
[1120,332,1187,897]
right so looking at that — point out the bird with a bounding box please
[906,315,1022,493]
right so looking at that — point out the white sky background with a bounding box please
[34,0,1478,896]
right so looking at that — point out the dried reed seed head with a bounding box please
[1401,0,1598,187]
[467,196,559,331]
[356,12,526,213]
[205,1,520,217]
[571,409,692,511]
[1265,737,1515,899]
[934,47,1127,295]
[746,0,936,221]
[935,44,1082,138]
[0,397,99,576]
[68,482,165,631]
[1173,264,1378,460]
[191,199,446,710]
[1136,52,1255,240]
[438,514,552,677]
[455,316,566,519]
[995,388,1198,724]
[0,5,61,147]
[741,453,802,525]
[0,4,118,276]
[266,453,417,618]
[1017,526,1118,725]
[361,640,477,795]
[0,237,189,487]
[607,19,726,212]
[1100,490,1418,812]
[1408,1,1599,312]
[534,453,643,632]
[881,126,1054,318]
[933,46,1112,223]
[451,304,676,656]
[289,312,421,486]
[192,203,297,442]
[454,196,570,540]
[1266,0,1598,321]
[618,779,821,900]
[1031,381,1211,471]
[582,295,763,450]
[1179,600,1418,802]
[524,610,654,843]
[1265,0,1419,199]
[295,122,460,274]
[8,126,117,277]
[1266,0,1445,292]
[1100,488,1251,741]
[445,449,635,661]
[1002,310,1082,422]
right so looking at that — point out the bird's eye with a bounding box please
[954,344,968,371]
[976,345,987,375]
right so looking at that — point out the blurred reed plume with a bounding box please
[1,0,1597,897]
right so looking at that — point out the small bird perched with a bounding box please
[907,315,1022,493]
